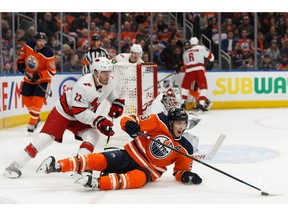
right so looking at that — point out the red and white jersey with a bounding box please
[183,45,214,72]
[143,93,167,115]
[113,53,144,64]
[55,73,117,126]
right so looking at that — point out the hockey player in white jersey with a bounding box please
[181,37,214,111]
[112,44,144,64]
[143,87,201,151]
[4,57,125,178]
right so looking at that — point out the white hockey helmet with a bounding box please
[90,57,112,73]
[131,44,143,53]
[190,37,199,45]
[161,87,182,111]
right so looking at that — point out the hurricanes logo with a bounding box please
[27,55,38,71]
[150,136,173,159]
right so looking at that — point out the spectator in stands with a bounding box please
[238,54,255,70]
[62,44,73,63]
[25,26,36,41]
[63,53,81,72]
[142,52,150,62]
[183,40,191,51]
[48,34,61,54]
[221,31,237,56]
[102,37,117,59]
[38,12,58,38]
[231,43,246,69]
[236,29,251,57]
[156,13,169,33]
[265,40,281,64]
[55,53,61,72]
[77,28,89,53]
[277,54,288,70]
[160,37,178,70]
[257,31,266,53]
[237,16,254,40]
[69,13,88,36]
[258,54,277,70]
[222,18,236,33]
[280,38,288,57]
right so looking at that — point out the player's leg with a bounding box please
[195,70,209,111]
[4,108,70,178]
[181,72,196,110]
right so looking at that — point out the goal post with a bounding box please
[112,62,158,115]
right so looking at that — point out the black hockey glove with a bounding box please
[17,60,26,73]
[125,120,140,138]
[181,171,202,185]
[206,61,214,70]
[26,72,41,82]
[108,98,125,118]
[93,116,115,136]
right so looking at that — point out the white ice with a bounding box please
[0,108,287,216]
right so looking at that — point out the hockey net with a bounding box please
[96,62,158,149]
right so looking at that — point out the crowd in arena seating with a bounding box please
[1,12,288,74]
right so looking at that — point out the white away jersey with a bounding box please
[55,73,117,126]
[143,93,167,115]
[183,45,214,72]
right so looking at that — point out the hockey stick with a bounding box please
[104,113,118,150]
[144,71,178,92]
[138,132,275,196]
[193,134,225,160]
[25,72,52,97]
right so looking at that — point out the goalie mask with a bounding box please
[90,57,112,85]
[161,87,182,111]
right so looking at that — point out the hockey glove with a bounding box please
[206,61,214,70]
[17,59,26,73]
[108,98,125,118]
[93,116,115,136]
[125,120,140,138]
[26,72,41,82]
[181,171,202,185]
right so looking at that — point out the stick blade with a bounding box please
[206,134,226,160]
[261,191,283,196]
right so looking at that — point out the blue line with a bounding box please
[8,81,14,110]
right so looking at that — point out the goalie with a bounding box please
[37,108,202,191]
[4,57,125,179]
[143,87,201,151]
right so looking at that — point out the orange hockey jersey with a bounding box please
[120,113,194,182]
[17,40,56,84]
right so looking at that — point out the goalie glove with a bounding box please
[93,116,115,136]
[108,98,125,118]
[181,171,202,185]
[125,120,140,138]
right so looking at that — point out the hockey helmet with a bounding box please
[92,34,101,41]
[90,57,112,73]
[168,108,188,123]
[190,37,199,45]
[161,87,182,111]
[131,44,143,53]
[35,32,47,41]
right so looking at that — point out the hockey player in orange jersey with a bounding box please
[17,32,56,133]
[37,108,202,191]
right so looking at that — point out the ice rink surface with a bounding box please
[0,108,287,216]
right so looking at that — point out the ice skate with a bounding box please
[3,161,22,179]
[75,174,99,190]
[205,99,213,110]
[27,124,35,133]
[195,102,208,112]
[36,156,60,174]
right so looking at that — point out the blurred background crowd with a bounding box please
[1,12,288,74]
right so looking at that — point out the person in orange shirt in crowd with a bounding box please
[17,32,56,133]
[37,108,202,191]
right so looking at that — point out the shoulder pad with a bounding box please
[39,46,54,58]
